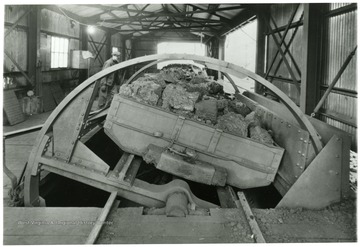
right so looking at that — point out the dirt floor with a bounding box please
[253,198,357,243]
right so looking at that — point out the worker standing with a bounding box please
[98,51,121,109]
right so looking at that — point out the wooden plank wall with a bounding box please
[40,8,80,98]
[4,6,29,89]
[4,6,124,114]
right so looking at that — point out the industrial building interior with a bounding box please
[2,3,358,244]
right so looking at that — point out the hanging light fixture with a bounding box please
[87,25,95,34]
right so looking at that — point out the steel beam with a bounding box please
[324,3,357,18]
[255,7,268,93]
[79,25,89,82]
[36,156,217,209]
[300,3,324,114]
[28,6,42,97]
[312,46,357,116]
[103,6,244,23]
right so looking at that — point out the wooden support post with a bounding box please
[300,3,324,114]
[255,7,268,94]
[121,38,126,62]
[218,36,226,79]
[106,31,112,58]
[28,6,42,98]
[79,25,88,83]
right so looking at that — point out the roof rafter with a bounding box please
[187,4,234,21]
[102,5,244,22]
[115,24,222,32]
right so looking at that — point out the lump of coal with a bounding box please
[195,99,218,123]
[228,100,252,117]
[162,84,200,112]
[216,112,249,137]
[189,75,208,84]
[249,125,274,145]
[245,111,262,127]
[184,81,211,96]
[208,81,224,95]
[161,64,203,83]
[143,73,167,87]
[119,79,162,106]
[216,99,228,111]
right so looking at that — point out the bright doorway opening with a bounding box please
[224,19,257,94]
[157,42,206,69]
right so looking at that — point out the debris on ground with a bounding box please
[253,198,357,243]
[119,64,275,145]
[349,150,357,193]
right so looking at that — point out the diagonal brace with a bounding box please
[270,16,302,77]
[265,20,300,92]
[312,46,357,117]
[270,13,304,83]
[265,4,300,79]
[88,34,106,66]
[5,8,32,38]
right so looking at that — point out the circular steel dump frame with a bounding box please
[24,54,323,207]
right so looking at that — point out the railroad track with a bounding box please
[86,188,266,244]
